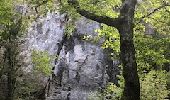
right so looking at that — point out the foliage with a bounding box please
[31,50,52,76]
[101,65,124,100]
[102,70,169,100]
[0,0,52,99]
[135,0,170,35]
[134,33,170,74]
[14,50,53,99]
[59,0,81,20]
[72,0,121,17]
[59,0,122,38]
[26,0,55,13]
[141,70,169,100]
[0,0,13,25]
[64,21,76,38]
[96,24,120,57]
[15,71,46,100]
[0,0,28,99]
[103,81,123,100]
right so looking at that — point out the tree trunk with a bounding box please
[118,17,140,100]
[118,0,140,99]
[5,46,16,100]
[6,71,15,100]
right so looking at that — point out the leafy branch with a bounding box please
[137,3,170,24]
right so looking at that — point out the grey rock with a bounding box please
[25,13,119,100]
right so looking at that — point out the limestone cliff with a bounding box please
[24,13,119,100]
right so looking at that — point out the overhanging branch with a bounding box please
[67,0,123,29]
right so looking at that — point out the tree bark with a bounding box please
[119,24,140,100]
[118,0,140,100]
[5,47,16,100]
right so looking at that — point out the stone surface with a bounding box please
[26,12,65,55]
[46,18,119,100]
[24,13,119,100]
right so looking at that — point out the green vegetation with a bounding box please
[31,50,52,76]
[0,0,52,99]
[0,0,170,100]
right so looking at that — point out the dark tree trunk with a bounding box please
[119,27,140,100]
[118,0,140,100]
[5,47,16,100]
[118,0,140,99]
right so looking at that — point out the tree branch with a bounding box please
[137,3,170,24]
[67,0,123,29]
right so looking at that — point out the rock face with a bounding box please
[26,13,119,100]
[26,12,66,55]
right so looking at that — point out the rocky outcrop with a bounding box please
[25,13,119,100]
